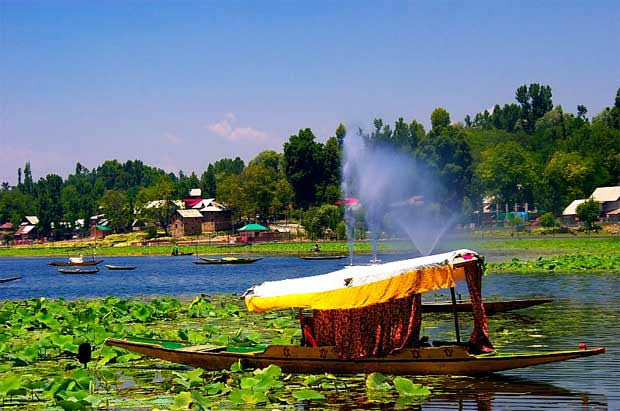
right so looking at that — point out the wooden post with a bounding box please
[450,287,461,343]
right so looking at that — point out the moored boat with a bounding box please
[107,249,605,376]
[58,267,99,274]
[196,257,262,265]
[300,255,347,260]
[104,265,137,270]
[0,276,22,284]
[422,298,553,315]
[105,337,604,376]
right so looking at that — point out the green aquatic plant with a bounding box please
[490,253,620,273]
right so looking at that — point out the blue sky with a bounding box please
[1,1,619,183]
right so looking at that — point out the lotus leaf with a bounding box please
[292,389,325,401]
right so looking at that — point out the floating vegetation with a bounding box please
[489,253,620,273]
[0,295,433,409]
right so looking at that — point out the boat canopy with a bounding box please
[244,249,479,312]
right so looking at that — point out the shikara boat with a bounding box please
[49,259,103,266]
[300,255,347,260]
[0,276,22,284]
[58,267,99,274]
[105,337,604,376]
[108,249,605,376]
[421,298,553,315]
[196,257,263,265]
[104,264,137,270]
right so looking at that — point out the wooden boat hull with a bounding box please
[49,260,103,267]
[105,338,604,376]
[196,257,263,264]
[0,276,22,283]
[422,298,553,315]
[300,255,347,260]
[58,268,99,274]
[104,265,137,270]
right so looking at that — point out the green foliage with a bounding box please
[302,204,343,240]
[100,189,133,233]
[490,253,620,273]
[539,212,556,228]
[283,128,326,208]
[393,376,431,399]
[476,141,538,205]
[366,372,391,391]
[576,199,600,231]
[431,107,451,129]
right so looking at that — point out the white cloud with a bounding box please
[207,114,269,143]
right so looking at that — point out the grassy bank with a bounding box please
[0,241,409,258]
[1,236,619,258]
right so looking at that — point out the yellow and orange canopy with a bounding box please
[244,249,479,312]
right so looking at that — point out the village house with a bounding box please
[590,186,620,220]
[170,209,204,238]
[561,186,620,225]
[14,216,39,241]
[0,222,13,237]
[561,199,586,225]
[90,224,112,239]
[237,223,280,243]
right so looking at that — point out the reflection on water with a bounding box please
[1,255,618,409]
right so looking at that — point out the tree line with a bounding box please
[1,84,618,239]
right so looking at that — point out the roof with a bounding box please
[244,249,479,312]
[25,216,39,225]
[189,188,202,197]
[0,222,13,230]
[144,200,183,209]
[95,225,112,231]
[562,199,587,215]
[591,186,620,202]
[607,208,620,215]
[15,225,35,235]
[239,223,268,231]
[177,209,203,218]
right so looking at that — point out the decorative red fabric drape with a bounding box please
[312,294,422,360]
[464,262,494,353]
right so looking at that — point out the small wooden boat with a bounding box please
[104,265,137,270]
[105,337,605,376]
[172,252,194,256]
[300,255,347,260]
[49,260,103,267]
[422,298,553,315]
[196,257,263,265]
[58,267,99,274]
[0,276,22,284]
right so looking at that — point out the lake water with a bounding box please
[1,254,618,409]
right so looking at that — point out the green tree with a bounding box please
[476,141,538,205]
[576,199,600,232]
[100,190,133,233]
[335,123,346,147]
[431,108,450,130]
[135,178,177,234]
[539,212,556,228]
[34,174,64,237]
[418,118,473,210]
[515,83,553,133]
[200,164,217,198]
[543,151,599,214]
[283,128,325,208]
[302,204,343,239]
